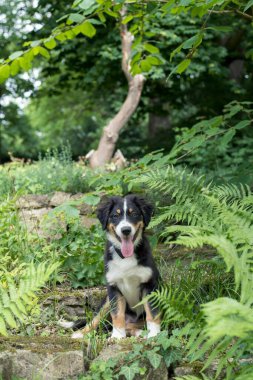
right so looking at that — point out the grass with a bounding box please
[0,146,93,197]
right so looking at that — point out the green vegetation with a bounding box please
[1,0,253,379]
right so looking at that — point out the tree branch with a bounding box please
[208,9,253,21]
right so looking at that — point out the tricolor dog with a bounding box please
[59,194,161,339]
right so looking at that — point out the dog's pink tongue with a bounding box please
[121,238,134,258]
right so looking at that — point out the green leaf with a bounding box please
[122,15,134,24]
[51,204,80,219]
[44,38,57,50]
[9,51,23,60]
[19,57,31,71]
[182,34,202,49]
[176,59,191,74]
[3,310,17,329]
[119,365,139,380]
[146,351,162,369]
[220,129,236,147]
[38,47,50,59]
[55,33,67,42]
[79,0,96,10]
[68,13,85,23]
[0,65,10,83]
[98,12,106,22]
[143,43,159,54]
[183,136,206,150]
[0,316,7,336]
[79,21,96,37]
[234,120,251,130]
[147,55,163,66]
[31,40,41,48]
[10,60,20,76]
[140,58,152,72]
[131,62,142,75]
[244,0,253,12]
[81,194,100,206]
[206,26,232,32]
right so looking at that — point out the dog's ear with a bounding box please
[134,196,154,227]
[97,197,115,230]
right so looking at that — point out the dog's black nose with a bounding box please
[121,226,131,236]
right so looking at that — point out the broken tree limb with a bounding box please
[88,9,145,169]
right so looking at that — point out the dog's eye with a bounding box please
[112,214,120,218]
[130,211,139,217]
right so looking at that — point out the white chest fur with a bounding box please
[106,250,152,316]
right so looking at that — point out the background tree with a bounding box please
[0,0,252,165]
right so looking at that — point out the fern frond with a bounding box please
[0,261,60,336]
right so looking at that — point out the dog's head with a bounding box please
[97,194,153,258]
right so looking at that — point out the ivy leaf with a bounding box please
[119,365,139,380]
[80,21,96,37]
[143,43,159,53]
[44,38,57,50]
[145,351,162,369]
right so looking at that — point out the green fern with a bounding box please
[135,166,253,379]
[0,261,60,336]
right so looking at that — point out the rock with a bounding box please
[70,193,93,215]
[0,336,87,380]
[43,287,107,319]
[0,350,84,380]
[174,365,195,377]
[20,208,52,236]
[95,342,168,380]
[50,192,72,207]
[17,194,51,209]
[80,215,98,228]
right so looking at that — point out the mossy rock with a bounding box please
[0,336,88,380]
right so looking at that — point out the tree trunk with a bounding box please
[88,11,145,169]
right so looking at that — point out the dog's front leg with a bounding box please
[143,286,161,338]
[108,286,126,339]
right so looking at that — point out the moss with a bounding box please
[0,335,86,354]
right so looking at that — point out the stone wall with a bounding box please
[17,192,98,237]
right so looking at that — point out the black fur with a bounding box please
[69,194,160,334]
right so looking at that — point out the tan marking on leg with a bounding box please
[144,301,161,324]
[111,295,126,329]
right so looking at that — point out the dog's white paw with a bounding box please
[58,319,75,329]
[111,327,126,340]
[147,322,160,338]
[71,331,84,339]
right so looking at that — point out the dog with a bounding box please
[59,194,161,339]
